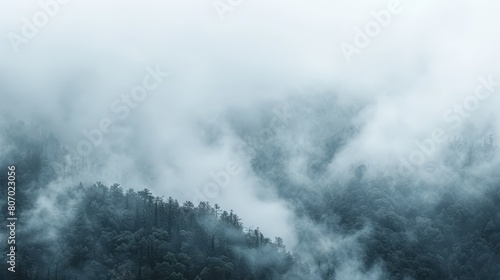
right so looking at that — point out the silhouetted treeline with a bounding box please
[0,123,309,280]
[5,182,308,280]
[3,121,500,279]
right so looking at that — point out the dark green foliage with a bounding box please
[3,121,500,280]
[0,124,306,280]
[4,182,305,280]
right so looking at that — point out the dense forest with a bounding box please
[1,119,500,280]
[0,123,308,280]
[8,182,307,280]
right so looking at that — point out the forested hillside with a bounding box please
[234,96,500,280]
[9,182,306,280]
[2,120,500,280]
[0,123,307,280]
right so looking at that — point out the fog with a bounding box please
[2,0,500,279]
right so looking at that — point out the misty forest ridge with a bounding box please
[2,1,500,279]
[1,114,499,279]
